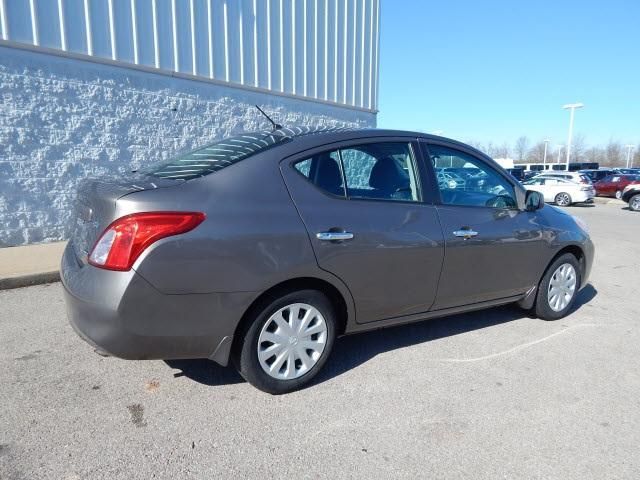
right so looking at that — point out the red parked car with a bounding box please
[594,174,640,199]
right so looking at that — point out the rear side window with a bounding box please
[293,142,420,202]
[143,131,290,180]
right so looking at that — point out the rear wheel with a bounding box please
[534,253,581,320]
[235,290,336,394]
[615,190,623,199]
[629,194,640,212]
[554,192,572,207]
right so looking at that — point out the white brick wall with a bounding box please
[0,46,375,246]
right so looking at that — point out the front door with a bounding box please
[423,142,547,310]
[280,139,445,324]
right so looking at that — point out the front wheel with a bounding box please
[615,190,623,200]
[534,253,581,320]
[629,194,640,212]
[235,290,336,394]
[554,192,572,207]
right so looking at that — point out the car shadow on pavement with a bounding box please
[164,285,597,390]
[164,359,245,386]
[313,284,597,387]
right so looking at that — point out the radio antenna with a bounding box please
[255,105,282,131]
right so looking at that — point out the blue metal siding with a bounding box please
[0,0,379,111]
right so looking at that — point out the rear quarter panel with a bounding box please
[117,151,332,295]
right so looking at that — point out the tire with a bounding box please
[629,194,640,212]
[534,253,581,320]
[554,192,572,207]
[234,290,336,394]
[615,190,623,200]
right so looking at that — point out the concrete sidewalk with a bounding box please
[0,241,66,290]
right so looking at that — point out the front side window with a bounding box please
[293,142,420,202]
[427,144,517,209]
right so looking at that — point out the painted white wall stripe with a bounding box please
[360,0,365,108]
[130,0,139,64]
[279,0,284,91]
[333,0,338,103]
[189,0,196,75]
[368,0,374,108]
[303,0,307,97]
[323,0,328,101]
[171,0,179,71]
[83,0,92,55]
[107,0,116,60]
[291,0,296,94]
[374,0,380,109]
[313,0,318,99]
[151,0,159,68]
[352,0,356,106]
[342,0,347,104]
[239,1,244,84]
[207,0,213,78]
[0,0,7,41]
[266,0,272,89]
[57,0,66,51]
[29,0,39,46]
[223,1,229,81]
[253,0,259,87]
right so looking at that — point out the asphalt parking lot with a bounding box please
[1,201,639,479]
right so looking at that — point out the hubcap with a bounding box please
[556,193,570,206]
[615,190,622,199]
[257,303,328,380]
[547,263,577,312]
[631,196,640,211]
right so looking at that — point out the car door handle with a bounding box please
[453,229,479,239]
[316,231,354,241]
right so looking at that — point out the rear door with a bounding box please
[422,141,547,310]
[280,138,445,324]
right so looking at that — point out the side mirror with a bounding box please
[525,190,544,211]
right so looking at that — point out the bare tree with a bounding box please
[527,141,548,163]
[514,136,530,162]
[585,147,605,164]
[570,134,586,162]
[493,142,510,159]
[605,139,623,167]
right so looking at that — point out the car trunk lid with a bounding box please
[70,175,181,263]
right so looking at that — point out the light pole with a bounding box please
[556,145,564,164]
[543,139,550,165]
[563,103,584,170]
[625,144,635,168]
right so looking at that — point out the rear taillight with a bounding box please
[88,212,205,271]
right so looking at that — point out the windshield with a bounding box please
[142,131,291,180]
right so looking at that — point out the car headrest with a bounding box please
[315,155,343,195]
[369,157,409,192]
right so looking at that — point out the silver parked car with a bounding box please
[62,127,594,394]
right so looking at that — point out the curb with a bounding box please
[0,271,60,290]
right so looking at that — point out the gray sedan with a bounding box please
[62,127,594,394]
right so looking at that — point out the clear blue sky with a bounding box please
[376,0,640,148]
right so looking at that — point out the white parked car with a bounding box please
[523,177,595,206]
[532,171,592,185]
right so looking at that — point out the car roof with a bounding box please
[258,126,490,158]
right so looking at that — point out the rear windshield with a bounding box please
[143,131,290,180]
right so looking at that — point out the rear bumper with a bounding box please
[61,242,257,365]
[573,190,595,203]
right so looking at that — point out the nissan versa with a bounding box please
[62,127,594,394]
